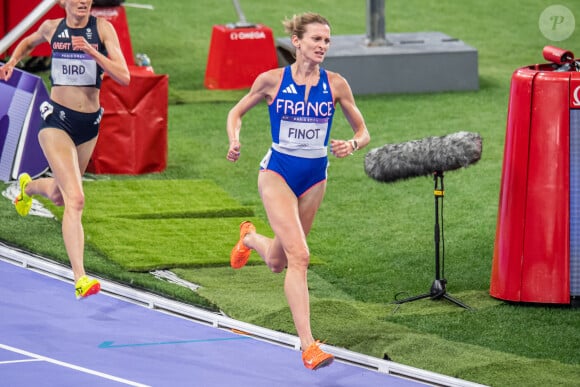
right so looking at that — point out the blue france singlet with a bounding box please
[50,16,107,89]
[268,66,335,158]
[260,66,335,197]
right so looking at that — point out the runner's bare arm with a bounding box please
[0,19,57,81]
[73,18,130,86]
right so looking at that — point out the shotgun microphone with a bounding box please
[364,131,482,183]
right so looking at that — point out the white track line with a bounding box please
[0,343,150,387]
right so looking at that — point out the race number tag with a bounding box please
[51,52,98,86]
[278,115,329,150]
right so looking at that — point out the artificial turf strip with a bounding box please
[43,180,257,270]
[85,216,268,270]
[46,179,253,220]
[82,179,251,219]
[43,179,323,270]
[84,214,323,271]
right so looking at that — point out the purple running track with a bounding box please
[0,259,425,386]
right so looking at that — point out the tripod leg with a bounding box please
[392,292,432,304]
[442,293,472,310]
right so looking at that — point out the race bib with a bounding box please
[278,115,329,150]
[51,52,98,86]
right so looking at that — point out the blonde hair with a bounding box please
[282,12,331,39]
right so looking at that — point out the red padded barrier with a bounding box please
[491,65,572,304]
[88,66,168,175]
[491,69,535,301]
[520,73,570,303]
[0,2,5,47]
[204,24,278,90]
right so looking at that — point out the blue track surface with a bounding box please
[0,259,425,386]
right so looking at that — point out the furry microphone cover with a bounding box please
[364,131,482,183]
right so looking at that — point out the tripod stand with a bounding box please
[393,171,471,310]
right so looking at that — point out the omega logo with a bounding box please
[230,31,266,40]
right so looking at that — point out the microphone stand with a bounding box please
[393,171,472,309]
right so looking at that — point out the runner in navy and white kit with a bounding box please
[226,12,371,370]
[0,0,130,299]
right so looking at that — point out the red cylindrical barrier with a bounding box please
[491,50,580,305]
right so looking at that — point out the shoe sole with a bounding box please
[230,221,255,269]
[230,242,251,269]
[14,198,32,217]
[77,283,101,299]
[311,357,334,370]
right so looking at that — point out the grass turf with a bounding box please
[42,179,322,270]
[1,0,579,385]
[44,179,268,270]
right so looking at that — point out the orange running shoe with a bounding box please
[230,221,256,269]
[302,341,334,370]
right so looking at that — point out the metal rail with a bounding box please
[0,0,59,56]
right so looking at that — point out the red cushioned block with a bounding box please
[88,66,168,175]
[204,24,278,90]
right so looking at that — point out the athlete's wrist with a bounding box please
[348,139,358,153]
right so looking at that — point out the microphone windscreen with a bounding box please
[364,131,482,183]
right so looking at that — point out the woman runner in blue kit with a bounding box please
[0,0,130,299]
[226,12,370,370]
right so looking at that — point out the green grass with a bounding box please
[41,179,326,270]
[1,0,580,385]
[45,179,262,270]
